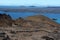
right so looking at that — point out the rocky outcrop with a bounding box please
[0,14,12,27]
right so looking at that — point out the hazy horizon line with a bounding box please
[0,5,60,7]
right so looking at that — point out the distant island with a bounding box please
[0,6,60,13]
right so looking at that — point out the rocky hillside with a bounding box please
[26,15,60,27]
[0,14,60,40]
[0,13,12,27]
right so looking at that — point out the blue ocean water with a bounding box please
[0,11,60,24]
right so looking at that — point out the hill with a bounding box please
[0,14,60,40]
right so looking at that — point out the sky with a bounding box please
[0,0,60,6]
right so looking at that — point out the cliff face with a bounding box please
[0,14,12,27]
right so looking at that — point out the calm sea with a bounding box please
[0,11,60,24]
